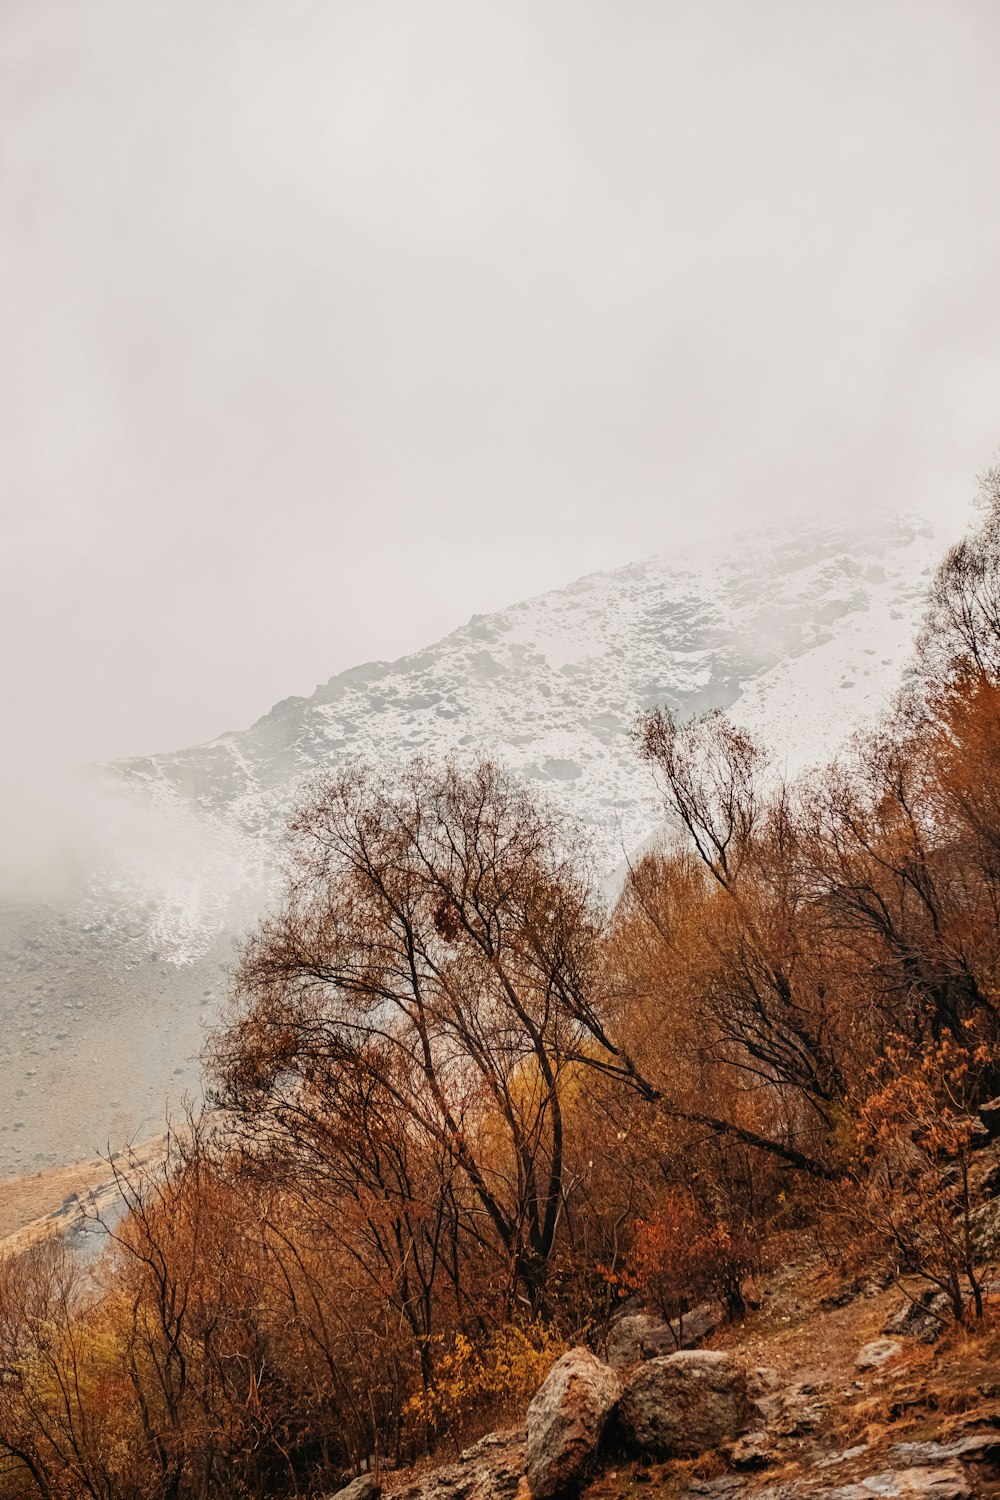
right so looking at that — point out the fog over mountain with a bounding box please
[0,512,940,1175]
[1,1,998,794]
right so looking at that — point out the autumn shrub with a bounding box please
[845,1034,998,1319]
[605,1186,756,1327]
[403,1320,568,1449]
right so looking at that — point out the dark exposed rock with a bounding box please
[882,1290,951,1344]
[977,1097,1000,1138]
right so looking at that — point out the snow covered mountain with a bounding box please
[116,511,938,868]
[0,513,941,1176]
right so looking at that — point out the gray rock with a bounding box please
[606,1305,722,1368]
[725,1430,782,1469]
[877,1469,970,1500]
[683,1479,748,1497]
[817,1445,871,1469]
[979,1157,1000,1197]
[606,1313,678,1368]
[754,1380,828,1438]
[856,1339,903,1371]
[525,1349,620,1498]
[890,1433,1000,1465]
[618,1349,753,1458]
[394,1430,525,1500]
[330,1481,381,1500]
[971,1196,1000,1252]
[801,1472,969,1500]
[675,1303,724,1349]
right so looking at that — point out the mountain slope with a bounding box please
[0,513,940,1177]
[117,512,938,869]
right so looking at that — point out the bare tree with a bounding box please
[209,757,597,1308]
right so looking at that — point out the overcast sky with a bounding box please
[2,0,999,774]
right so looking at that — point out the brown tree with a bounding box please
[209,757,599,1309]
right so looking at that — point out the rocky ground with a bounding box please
[329,1258,1000,1500]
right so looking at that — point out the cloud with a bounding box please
[0,0,995,781]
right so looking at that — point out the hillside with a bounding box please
[359,1236,1000,1500]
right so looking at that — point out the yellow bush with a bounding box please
[405,1320,568,1437]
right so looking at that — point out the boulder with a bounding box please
[675,1303,723,1349]
[856,1338,903,1371]
[606,1306,722,1368]
[525,1349,620,1499]
[606,1313,678,1368]
[331,1481,381,1500]
[394,1430,525,1500]
[618,1350,754,1458]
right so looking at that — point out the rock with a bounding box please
[972,1195,1000,1252]
[978,1097,1000,1137]
[750,1365,782,1393]
[331,1481,381,1500]
[882,1290,951,1344]
[606,1314,678,1368]
[890,1433,1000,1465]
[753,1377,828,1437]
[525,1350,620,1499]
[881,1468,970,1499]
[979,1158,1000,1197]
[724,1430,782,1469]
[683,1479,747,1498]
[677,1303,724,1348]
[618,1350,753,1458]
[817,1445,870,1469]
[805,1471,969,1500]
[606,1306,721,1368]
[395,1431,525,1500]
[856,1339,903,1371]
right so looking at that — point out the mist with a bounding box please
[2,0,998,800]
